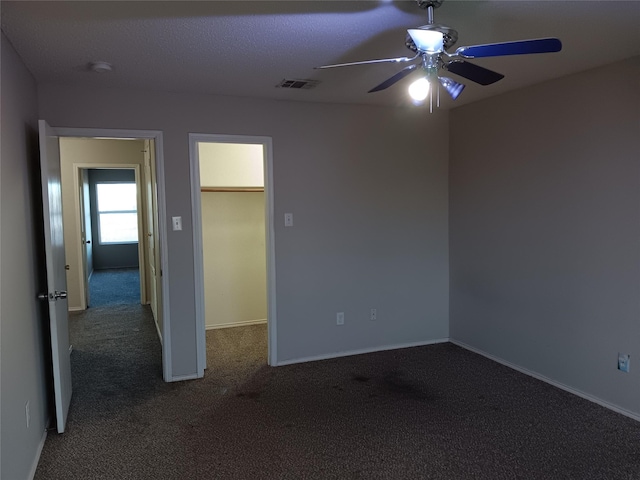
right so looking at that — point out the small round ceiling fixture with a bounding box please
[89,61,112,73]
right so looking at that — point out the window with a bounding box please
[96,183,138,244]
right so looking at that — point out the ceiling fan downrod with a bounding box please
[417,0,444,25]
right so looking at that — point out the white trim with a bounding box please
[189,133,277,376]
[152,134,172,383]
[450,339,640,423]
[67,306,84,312]
[206,319,267,330]
[188,135,206,376]
[169,373,200,382]
[51,127,172,382]
[71,166,87,310]
[263,138,277,366]
[275,338,450,367]
[27,429,48,480]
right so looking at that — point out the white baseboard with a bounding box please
[28,428,48,480]
[206,319,267,330]
[169,373,200,382]
[275,338,450,367]
[154,318,163,346]
[68,306,84,312]
[450,339,640,423]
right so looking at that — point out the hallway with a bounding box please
[89,268,140,307]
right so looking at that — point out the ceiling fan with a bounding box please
[315,0,562,109]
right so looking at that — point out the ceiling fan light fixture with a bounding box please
[408,77,430,102]
[439,76,465,100]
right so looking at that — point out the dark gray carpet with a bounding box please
[89,268,140,307]
[36,306,640,479]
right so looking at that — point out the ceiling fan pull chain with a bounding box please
[430,84,433,114]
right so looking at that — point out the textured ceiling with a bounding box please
[2,1,639,109]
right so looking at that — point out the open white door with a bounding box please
[38,119,72,433]
[144,141,159,319]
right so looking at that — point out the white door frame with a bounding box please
[72,163,147,308]
[55,127,172,382]
[189,133,277,374]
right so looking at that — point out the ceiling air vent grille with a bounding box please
[276,79,319,90]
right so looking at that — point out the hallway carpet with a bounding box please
[89,268,140,307]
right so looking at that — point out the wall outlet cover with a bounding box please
[284,213,293,227]
[618,353,630,373]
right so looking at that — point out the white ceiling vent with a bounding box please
[276,79,319,90]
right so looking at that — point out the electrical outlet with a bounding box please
[618,353,630,373]
[25,401,30,429]
[284,213,293,227]
[336,312,344,326]
[370,308,377,321]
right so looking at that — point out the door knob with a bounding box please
[37,291,67,301]
[86,240,91,244]
[53,291,67,300]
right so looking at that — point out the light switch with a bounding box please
[284,213,293,227]
[172,216,182,231]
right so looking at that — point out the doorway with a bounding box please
[54,128,171,382]
[189,134,277,375]
[84,167,142,307]
[59,138,150,312]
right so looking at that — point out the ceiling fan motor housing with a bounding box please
[417,0,444,9]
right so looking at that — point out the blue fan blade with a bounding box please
[438,76,465,100]
[457,38,562,58]
[445,61,504,86]
[368,64,418,93]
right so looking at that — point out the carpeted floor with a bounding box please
[89,268,140,307]
[35,305,640,479]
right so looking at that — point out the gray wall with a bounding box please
[449,57,640,416]
[38,83,450,374]
[88,169,139,270]
[1,33,51,480]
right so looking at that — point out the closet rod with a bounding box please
[201,187,264,193]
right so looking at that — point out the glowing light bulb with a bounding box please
[408,77,430,102]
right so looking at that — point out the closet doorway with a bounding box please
[190,134,276,375]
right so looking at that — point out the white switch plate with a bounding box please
[618,353,630,373]
[172,216,182,231]
[336,312,344,325]
[284,213,293,227]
